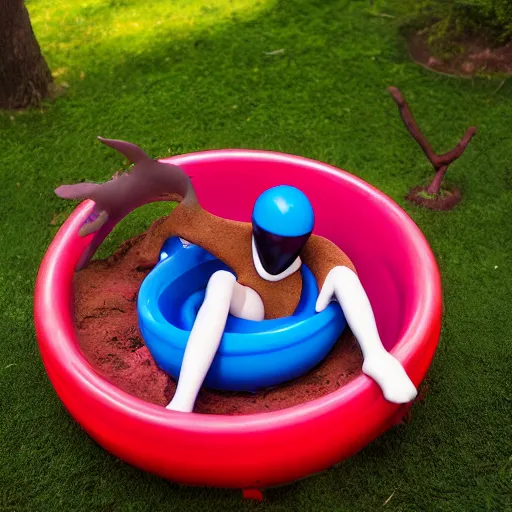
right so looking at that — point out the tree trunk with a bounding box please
[0,0,53,110]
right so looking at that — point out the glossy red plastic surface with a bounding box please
[34,150,442,489]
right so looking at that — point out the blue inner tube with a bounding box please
[137,237,347,391]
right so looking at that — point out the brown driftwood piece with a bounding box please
[388,86,476,195]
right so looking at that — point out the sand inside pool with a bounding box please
[73,228,363,415]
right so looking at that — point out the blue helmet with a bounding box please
[252,185,314,276]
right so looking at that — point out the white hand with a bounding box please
[315,267,338,313]
[362,352,418,403]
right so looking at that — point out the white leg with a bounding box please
[166,270,236,412]
[230,282,265,321]
[316,266,417,403]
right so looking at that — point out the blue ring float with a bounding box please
[137,237,347,392]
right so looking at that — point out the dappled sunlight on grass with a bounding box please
[28,0,274,72]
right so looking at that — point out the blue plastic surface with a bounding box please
[252,185,315,237]
[137,237,346,392]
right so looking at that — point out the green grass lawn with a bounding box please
[1,0,511,510]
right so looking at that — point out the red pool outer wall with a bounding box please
[34,150,442,489]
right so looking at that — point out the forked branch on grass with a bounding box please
[388,86,477,195]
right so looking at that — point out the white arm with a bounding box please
[167,271,264,412]
[316,266,417,404]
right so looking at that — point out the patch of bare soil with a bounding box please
[409,30,512,77]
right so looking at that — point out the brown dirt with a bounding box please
[408,31,512,77]
[74,228,363,415]
[406,185,461,211]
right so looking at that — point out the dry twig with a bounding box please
[388,86,477,194]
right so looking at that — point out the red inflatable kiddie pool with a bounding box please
[34,150,442,492]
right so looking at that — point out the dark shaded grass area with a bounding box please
[0,0,511,510]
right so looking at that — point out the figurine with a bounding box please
[56,138,417,413]
[165,186,417,412]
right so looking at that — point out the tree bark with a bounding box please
[0,0,53,109]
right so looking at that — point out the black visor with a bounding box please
[252,220,311,276]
